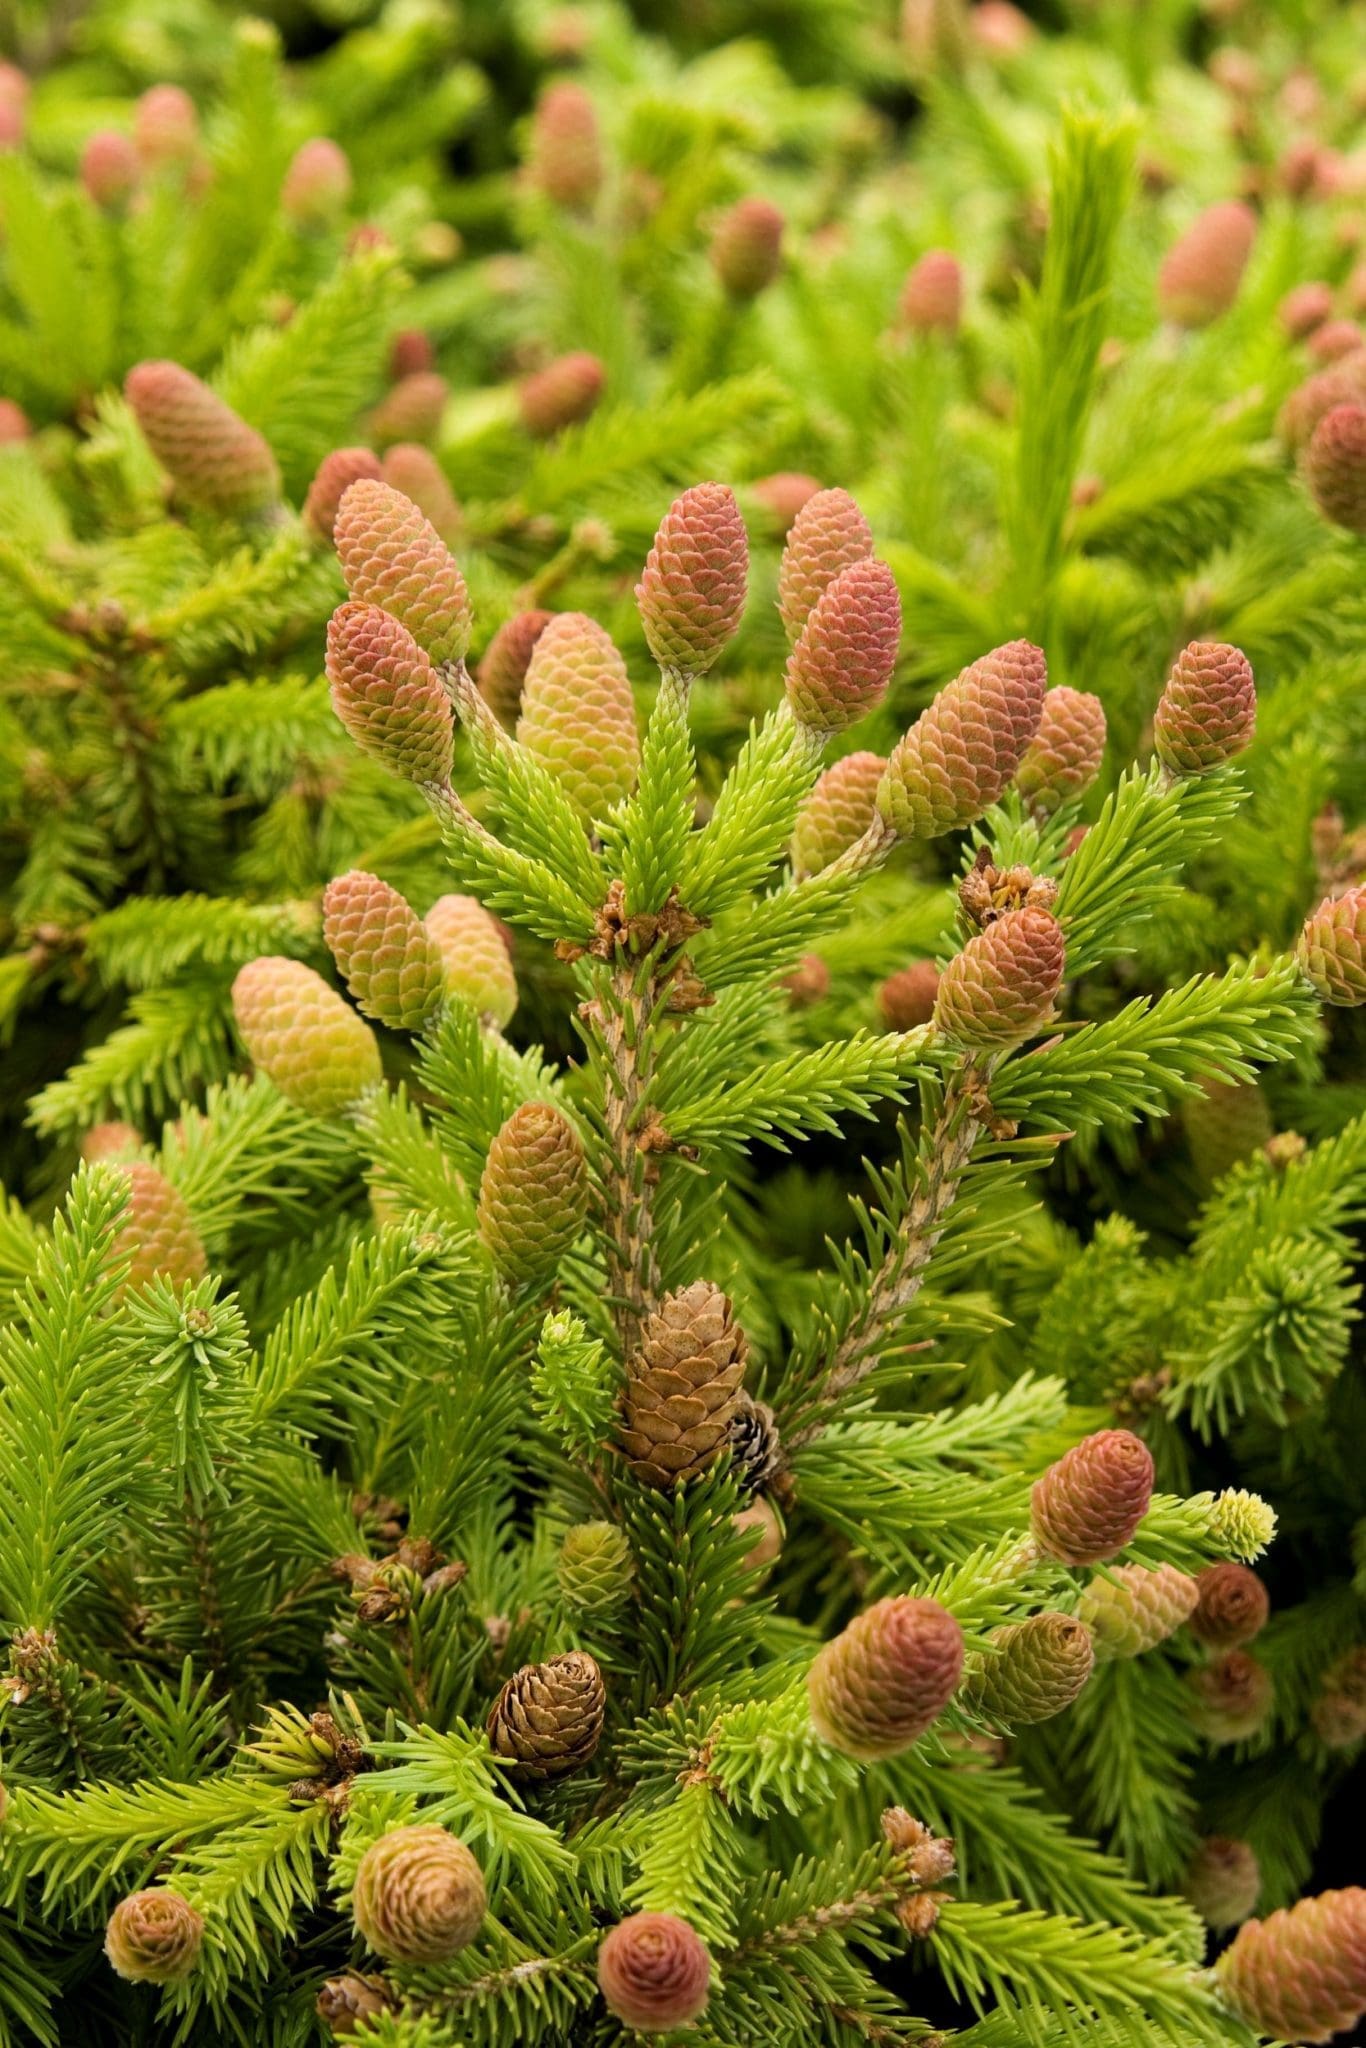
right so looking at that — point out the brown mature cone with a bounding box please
[477,609,553,724]
[477,1103,589,1282]
[635,483,749,675]
[878,640,1047,839]
[1190,1562,1270,1648]
[303,448,383,544]
[791,751,884,878]
[317,1971,395,2037]
[1217,1888,1366,2043]
[879,960,941,1031]
[1190,1649,1273,1743]
[352,1825,486,1962]
[1158,201,1256,328]
[808,1595,964,1759]
[1014,687,1107,814]
[104,1890,203,1983]
[619,1282,747,1487]
[1184,1837,1261,1930]
[1031,1429,1155,1566]
[1304,402,1366,532]
[486,1650,605,1779]
[1153,641,1256,777]
[934,907,1065,1048]
[598,1913,712,2032]
[109,1162,206,1294]
[777,488,874,644]
[1298,885,1366,1005]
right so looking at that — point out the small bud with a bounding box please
[1216,1888,1366,2042]
[1031,1429,1155,1567]
[558,1521,635,1617]
[516,612,639,824]
[334,478,471,666]
[326,600,454,785]
[81,1121,141,1164]
[878,640,1047,838]
[528,81,603,210]
[777,488,874,644]
[478,610,553,723]
[487,1650,605,1778]
[134,84,198,167]
[1190,1649,1274,1743]
[899,249,963,335]
[792,751,884,878]
[809,1595,964,1759]
[81,130,140,209]
[1279,352,1366,452]
[232,956,382,1116]
[352,1825,486,1963]
[783,954,830,1007]
[750,471,822,534]
[1208,1487,1276,1561]
[1311,1646,1366,1748]
[125,360,280,517]
[302,447,383,545]
[785,558,901,734]
[934,906,1064,1048]
[323,871,445,1032]
[1304,401,1366,532]
[425,894,518,1027]
[636,483,748,675]
[1298,884,1366,1005]
[1153,641,1256,776]
[1308,318,1365,364]
[1158,201,1257,328]
[366,371,448,449]
[105,1890,203,1984]
[966,1611,1095,1724]
[282,138,352,228]
[0,399,29,443]
[477,1102,589,1282]
[598,1913,712,2033]
[110,1162,206,1295]
[1077,1563,1199,1661]
[518,352,605,437]
[1190,1562,1270,1649]
[1184,1838,1261,1930]
[1014,687,1106,813]
[389,330,435,381]
[710,197,784,300]
[380,444,461,543]
[878,960,941,1031]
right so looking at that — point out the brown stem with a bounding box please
[594,955,669,1346]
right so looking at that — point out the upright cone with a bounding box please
[598,1913,712,2033]
[778,488,874,644]
[809,1595,964,1758]
[125,361,280,517]
[323,871,445,1031]
[878,641,1047,838]
[1216,1888,1366,2043]
[477,1103,588,1282]
[486,1651,605,1779]
[351,1825,486,1963]
[516,612,639,824]
[334,479,471,666]
[1031,1429,1155,1566]
[635,484,748,675]
[619,1282,747,1487]
[232,956,381,1116]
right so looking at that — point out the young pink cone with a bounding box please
[326,600,454,786]
[477,610,553,724]
[125,361,280,517]
[81,130,140,209]
[1031,1428,1155,1566]
[380,444,462,543]
[0,400,29,443]
[1308,319,1365,365]
[81,1122,142,1165]
[710,197,784,300]
[785,558,901,734]
[518,352,605,437]
[425,895,518,1027]
[389,329,435,381]
[477,1102,589,1282]
[282,137,351,229]
[791,751,884,878]
[1298,884,1366,1005]
[516,612,639,824]
[334,478,471,665]
[1184,1838,1261,1930]
[1304,401,1366,532]
[879,960,941,1031]
[809,1595,964,1759]
[1278,352,1366,453]
[232,957,382,1116]
[878,640,1048,838]
[777,488,874,644]
[598,1914,711,2033]
[1153,640,1255,776]
[105,1890,203,1984]
[367,371,448,449]
[1279,281,1335,339]
[0,63,28,149]
[934,906,1064,1047]
[1190,1649,1274,1742]
[899,249,963,335]
[1190,1562,1270,1649]
[302,447,383,544]
[528,81,603,210]
[1014,687,1107,813]
[134,84,198,167]
[750,471,822,534]
[323,871,445,1032]
[635,483,748,675]
[1158,200,1257,328]
[1217,1888,1366,2043]
[110,1162,206,1295]
[1077,1563,1199,1661]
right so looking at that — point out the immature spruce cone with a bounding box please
[710,197,785,299]
[125,361,280,517]
[81,1121,142,1164]
[557,1521,635,1618]
[1304,402,1366,532]
[486,1650,606,1779]
[352,1825,486,1962]
[323,871,445,1031]
[478,610,553,723]
[334,478,471,666]
[316,1971,395,2037]
[1077,1563,1199,1661]
[516,612,639,824]
[879,961,941,1031]
[899,249,963,335]
[518,352,605,437]
[1153,641,1256,776]
[0,64,28,150]
[1182,1080,1273,1184]
[619,1282,748,1487]
[1190,1562,1270,1648]
[105,1890,203,1983]
[1031,1429,1155,1566]
[529,80,602,210]
[477,1103,588,1282]
[1158,201,1257,328]
[1184,1837,1261,1930]
[1014,687,1107,813]
[635,484,748,674]
[232,956,381,1115]
[0,401,29,443]
[809,1595,964,1759]
[1217,1888,1366,2043]
[389,330,435,380]
[785,558,901,734]
[1190,1649,1273,1743]
[598,1912,712,2032]
[777,488,874,644]
[1279,353,1366,453]
[82,130,140,209]
[967,1611,1095,1725]
[110,1162,206,1294]
[791,751,884,878]
[878,640,1047,838]
[1311,1646,1366,1748]
[726,1391,783,1496]
[381,444,462,542]
[282,137,351,228]
[1280,282,1335,339]
[1308,320,1365,366]
[934,907,1064,1047]
[134,83,198,167]
[750,471,822,534]
[1298,885,1366,1005]
[366,371,448,449]
[327,601,453,785]
[425,894,518,1026]
[303,447,383,544]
